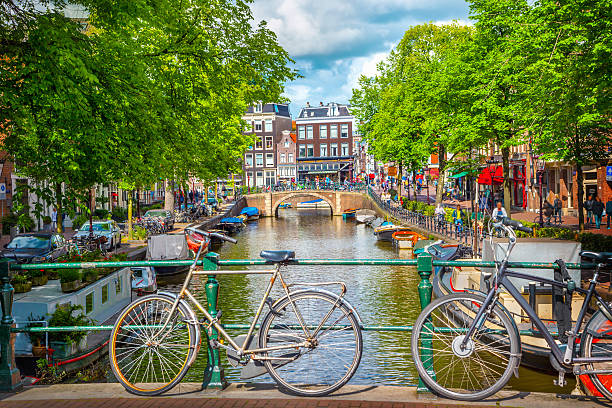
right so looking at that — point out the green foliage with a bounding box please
[1,213,18,235]
[71,213,89,231]
[111,207,128,222]
[26,269,44,278]
[58,269,81,284]
[48,305,91,344]
[132,225,147,240]
[93,209,108,219]
[26,314,46,347]
[11,274,29,284]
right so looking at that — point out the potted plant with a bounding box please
[59,269,81,293]
[28,269,48,286]
[12,274,32,293]
[26,314,47,358]
[48,305,91,359]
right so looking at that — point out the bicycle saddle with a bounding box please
[580,251,612,264]
[260,250,295,263]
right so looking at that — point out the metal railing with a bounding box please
[0,255,590,392]
[242,182,368,195]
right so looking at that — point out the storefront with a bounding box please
[511,162,527,209]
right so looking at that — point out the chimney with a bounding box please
[319,102,323,106]
[306,101,310,107]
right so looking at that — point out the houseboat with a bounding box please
[131,266,157,295]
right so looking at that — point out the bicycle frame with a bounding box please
[463,222,612,368]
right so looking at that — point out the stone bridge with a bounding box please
[243,190,376,217]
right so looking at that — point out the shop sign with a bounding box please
[0,183,6,200]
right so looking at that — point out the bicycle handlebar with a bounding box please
[501,217,533,234]
[186,226,237,244]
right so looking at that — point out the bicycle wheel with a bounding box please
[259,290,362,397]
[411,292,520,401]
[581,309,612,400]
[109,294,198,396]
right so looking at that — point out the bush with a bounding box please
[93,209,109,219]
[48,304,91,343]
[1,213,35,234]
[42,216,52,225]
[59,269,81,284]
[111,207,128,222]
[11,274,29,284]
[132,225,147,240]
[26,269,44,278]
[71,213,89,230]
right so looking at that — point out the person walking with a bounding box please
[584,194,594,227]
[592,197,604,229]
[606,197,612,229]
[553,194,562,223]
[51,208,57,231]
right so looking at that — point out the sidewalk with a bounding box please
[0,383,604,408]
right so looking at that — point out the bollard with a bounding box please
[0,259,21,391]
[201,252,228,390]
[416,252,435,392]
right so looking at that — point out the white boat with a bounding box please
[355,209,377,224]
[296,198,330,209]
[131,266,157,295]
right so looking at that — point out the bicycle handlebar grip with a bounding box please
[210,232,237,244]
[502,217,533,234]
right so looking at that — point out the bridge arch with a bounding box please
[272,191,335,217]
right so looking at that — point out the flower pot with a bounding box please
[60,280,81,293]
[32,345,48,358]
[31,275,48,286]
[49,340,77,359]
[13,282,32,293]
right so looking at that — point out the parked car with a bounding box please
[73,220,122,250]
[1,232,68,264]
[143,209,174,230]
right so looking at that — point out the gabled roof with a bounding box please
[297,103,352,119]
[244,103,291,117]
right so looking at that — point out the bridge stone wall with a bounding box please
[243,191,376,217]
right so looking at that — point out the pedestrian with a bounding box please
[452,204,463,234]
[592,197,604,229]
[51,207,57,231]
[584,194,594,226]
[606,197,612,229]
[492,201,507,221]
[553,194,562,223]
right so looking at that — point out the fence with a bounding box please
[368,187,489,254]
[0,255,590,392]
[241,182,368,195]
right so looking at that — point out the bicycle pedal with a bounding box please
[554,372,567,387]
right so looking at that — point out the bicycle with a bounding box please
[411,217,612,401]
[109,226,363,397]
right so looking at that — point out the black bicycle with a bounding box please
[411,217,612,400]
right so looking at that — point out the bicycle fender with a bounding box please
[270,288,364,327]
[156,291,201,366]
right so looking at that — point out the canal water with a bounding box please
[159,208,574,393]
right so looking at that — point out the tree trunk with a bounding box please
[55,183,63,233]
[436,144,446,205]
[501,146,512,217]
[576,164,585,231]
[164,179,174,211]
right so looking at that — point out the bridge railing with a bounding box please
[241,182,368,194]
[0,256,589,392]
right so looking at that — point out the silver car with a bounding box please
[73,220,122,250]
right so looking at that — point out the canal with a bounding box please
[159,208,574,393]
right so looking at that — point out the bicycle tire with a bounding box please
[259,290,362,397]
[581,308,612,400]
[109,294,198,396]
[411,292,520,401]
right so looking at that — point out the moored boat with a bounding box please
[392,230,427,249]
[131,266,157,295]
[373,223,412,242]
[240,206,260,221]
[355,209,377,224]
[342,208,358,219]
[296,198,330,209]
[218,217,245,233]
[278,201,292,209]
[147,234,191,276]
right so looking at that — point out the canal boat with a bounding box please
[368,217,384,228]
[392,230,426,249]
[296,198,330,209]
[355,209,377,224]
[342,208,357,219]
[218,217,245,233]
[373,223,412,242]
[13,266,132,376]
[412,239,437,255]
[278,201,292,209]
[430,239,584,373]
[239,206,260,221]
[131,266,157,295]
[146,233,190,276]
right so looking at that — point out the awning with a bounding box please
[449,171,469,179]
[306,170,338,175]
[477,166,503,185]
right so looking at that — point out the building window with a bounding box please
[341,143,349,156]
[255,137,263,149]
[255,103,262,112]
[102,284,109,304]
[341,124,349,138]
[288,153,294,163]
[245,154,253,167]
[330,143,338,156]
[266,153,274,167]
[320,144,328,157]
[115,276,122,295]
[255,153,264,167]
[330,125,338,138]
[265,170,275,186]
[256,171,264,187]
[255,122,262,132]
[320,125,327,139]
[299,145,306,158]
[265,119,272,132]
[280,153,286,163]
[265,136,273,149]
[284,140,289,147]
[298,126,305,139]
[306,125,313,139]
[85,292,94,314]
[307,144,314,157]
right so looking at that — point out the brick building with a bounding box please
[242,103,292,188]
[295,102,355,183]
[276,130,297,184]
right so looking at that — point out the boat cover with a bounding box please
[299,199,324,204]
[380,221,393,227]
[147,234,189,260]
[240,207,259,216]
[220,217,242,223]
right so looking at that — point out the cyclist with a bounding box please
[491,201,507,221]
[434,203,446,227]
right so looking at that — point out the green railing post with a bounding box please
[0,259,21,391]
[416,252,434,393]
[201,252,228,391]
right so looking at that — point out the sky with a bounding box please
[250,0,471,117]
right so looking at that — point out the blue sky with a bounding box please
[251,0,471,117]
